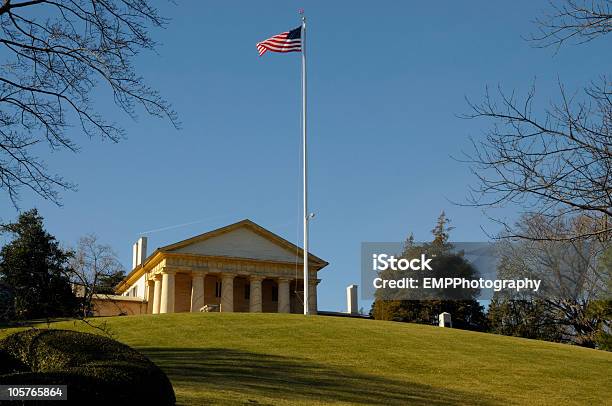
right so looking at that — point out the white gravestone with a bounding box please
[439,312,452,328]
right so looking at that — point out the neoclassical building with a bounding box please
[112,219,328,315]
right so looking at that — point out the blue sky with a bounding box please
[1,1,609,311]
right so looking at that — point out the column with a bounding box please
[277,277,291,313]
[160,269,175,314]
[152,274,162,314]
[146,279,155,314]
[220,273,235,312]
[308,279,319,315]
[249,276,263,313]
[190,272,206,312]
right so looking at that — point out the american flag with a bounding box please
[256,26,302,57]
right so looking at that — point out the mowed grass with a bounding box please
[1,313,610,405]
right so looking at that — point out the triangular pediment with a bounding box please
[160,220,327,267]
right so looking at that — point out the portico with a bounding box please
[115,219,327,315]
[148,270,318,314]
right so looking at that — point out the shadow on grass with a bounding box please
[0,317,76,329]
[141,347,502,405]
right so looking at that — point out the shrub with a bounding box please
[0,348,26,375]
[0,329,175,405]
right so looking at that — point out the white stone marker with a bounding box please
[438,312,452,328]
[346,284,358,315]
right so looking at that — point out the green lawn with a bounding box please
[1,313,610,405]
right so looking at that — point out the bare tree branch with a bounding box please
[529,0,612,49]
[495,214,610,347]
[67,233,125,318]
[0,0,179,207]
[460,79,612,241]
[461,1,611,241]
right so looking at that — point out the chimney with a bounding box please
[346,284,358,315]
[132,242,138,269]
[132,237,148,269]
[137,236,148,266]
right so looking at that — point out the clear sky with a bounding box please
[0,1,609,311]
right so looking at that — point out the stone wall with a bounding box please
[92,295,147,317]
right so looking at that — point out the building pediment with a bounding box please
[160,219,327,267]
[115,219,328,295]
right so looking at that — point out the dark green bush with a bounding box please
[0,329,175,405]
[0,349,26,375]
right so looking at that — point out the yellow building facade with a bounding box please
[114,220,328,315]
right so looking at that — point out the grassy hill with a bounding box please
[1,313,610,405]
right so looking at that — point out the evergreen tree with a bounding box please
[0,280,14,321]
[372,212,487,331]
[95,271,127,295]
[0,209,78,320]
[431,211,454,247]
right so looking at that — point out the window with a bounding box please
[272,286,278,302]
[245,284,250,300]
[215,281,222,298]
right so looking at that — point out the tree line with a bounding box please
[0,0,609,350]
[373,0,610,351]
[0,209,126,322]
[371,212,611,350]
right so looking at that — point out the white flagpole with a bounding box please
[301,13,309,316]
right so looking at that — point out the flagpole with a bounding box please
[301,13,309,316]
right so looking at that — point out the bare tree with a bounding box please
[462,80,611,241]
[529,0,612,49]
[0,0,178,207]
[462,1,611,241]
[69,234,124,318]
[494,213,610,347]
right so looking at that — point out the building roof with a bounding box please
[115,219,328,293]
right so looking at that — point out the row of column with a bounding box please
[146,270,316,314]
[146,271,175,314]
